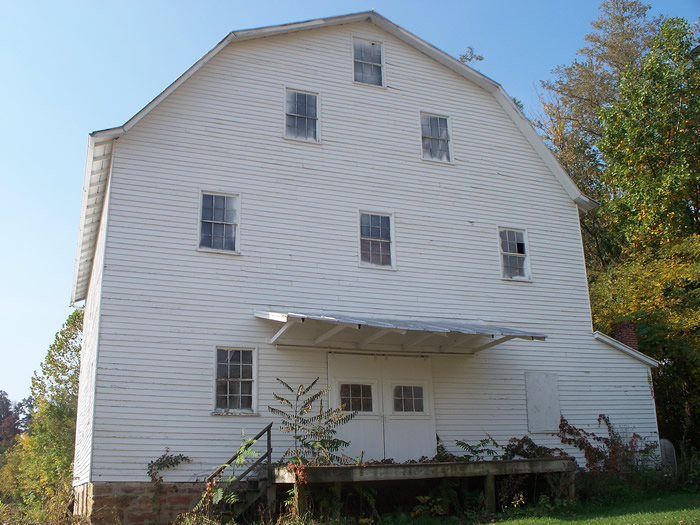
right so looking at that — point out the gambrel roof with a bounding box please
[71,11,597,304]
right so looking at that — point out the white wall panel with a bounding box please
[79,21,658,482]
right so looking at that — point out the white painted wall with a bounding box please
[73,183,110,486]
[76,20,658,483]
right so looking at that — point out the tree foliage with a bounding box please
[540,2,698,455]
[269,377,355,465]
[538,0,661,269]
[598,18,700,249]
[31,309,83,407]
[0,310,82,520]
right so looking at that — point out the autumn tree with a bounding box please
[0,310,83,520]
[591,18,700,452]
[538,0,661,269]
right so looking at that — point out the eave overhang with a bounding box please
[255,310,546,354]
[71,135,115,305]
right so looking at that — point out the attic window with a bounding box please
[353,40,383,86]
[421,114,451,162]
[499,228,530,280]
[285,90,318,141]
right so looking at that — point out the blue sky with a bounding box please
[0,0,697,402]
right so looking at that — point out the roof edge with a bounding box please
[491,88,598,213]
[593,331,659,368]
[70,134,99,305]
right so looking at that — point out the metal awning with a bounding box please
[254,310,546,354]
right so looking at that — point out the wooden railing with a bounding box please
[206,422,273,484]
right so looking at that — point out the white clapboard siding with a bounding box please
[73,185,111,486]
[77,20,659,482]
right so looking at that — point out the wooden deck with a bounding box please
[272,457,577,512]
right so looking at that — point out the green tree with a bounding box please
[0,310,83,519]
[598,18,699,249]
[538,0,661,269]
[31,309,83,407]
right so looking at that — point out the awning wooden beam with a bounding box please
[268,318,301,344]
[472,335,517,354]
[404,331,446,349]
[358,328,406,349]
[314,324,348,345]
[440,334,476,352]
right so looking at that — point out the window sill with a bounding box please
[359,262,397,271]
[211,411,258,417]
[421,156,455,166]
[501,277,532,283]
[283,135,322,145]
[196,247,241,256]
[352,80,387,90]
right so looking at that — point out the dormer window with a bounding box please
[353,39,383,86]
[499,228,530,280]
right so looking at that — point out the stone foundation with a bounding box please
[74,481,205,524]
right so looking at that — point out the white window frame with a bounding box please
[498,227,532,281]
[352,37,385,87]
[213,346,258,416]
[197,191,241,255]
[358,210,396,270]
[335,379,380,416]
[420,112,453,163]
[390,383,429,415]
[284,87,321,143]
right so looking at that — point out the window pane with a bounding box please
[394,398,403,411]
[414,398,424,412]
[241,381,252,395]
[350,384,361,397]
[216,396,227,409]
[241,351,252,364]
[217,364,228,379]
[216,381,227,396]
[353,61,363,82]
[368,64,382,86]
[241,364,252,379]
[223,232,235,251]
[202,203,213,222]
[340,384,350,397]
[307,94,317,118]
[362,397,372,412]
[241,396,252,409]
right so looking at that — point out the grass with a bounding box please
[265,492,700,525]
[486,492,700,525]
